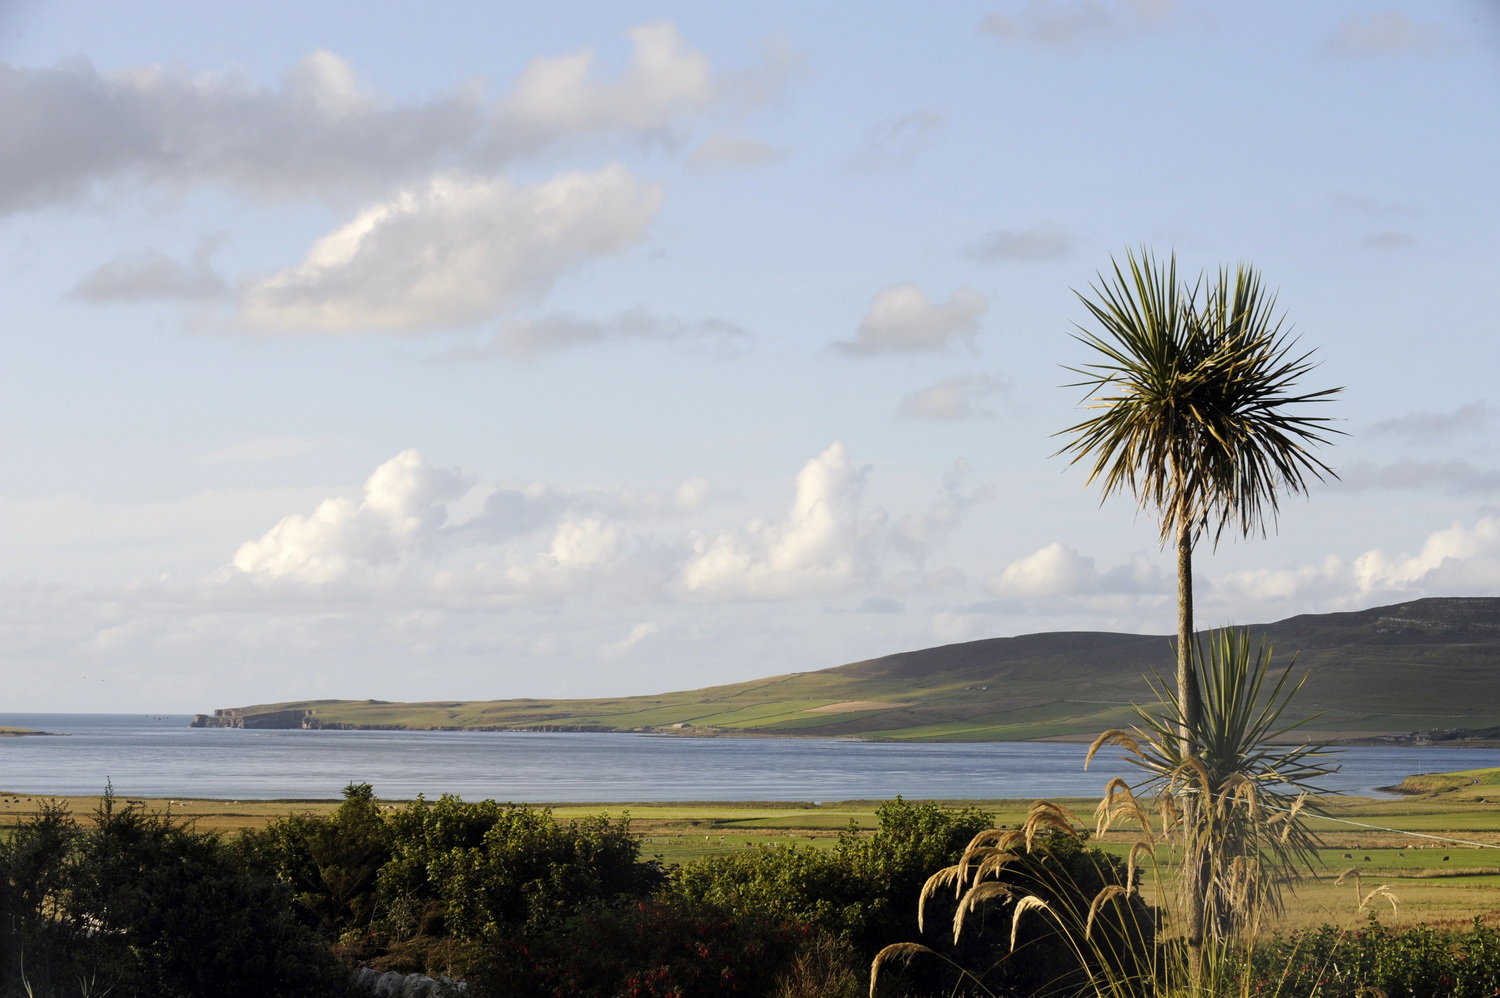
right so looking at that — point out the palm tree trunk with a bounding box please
[1177,505,1207,988]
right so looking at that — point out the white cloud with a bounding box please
[1324,12,1454,56]
[1209,515,1500,616]
[849,111,943,174]
[238,167,662,333]
[680,442,880,599]
[450,307,749,359]
[836,283,987,356]
[984,543,1163,598]
[232,449,467,583]
[985,542,1097,598]
[900,375,1007,420]
[68,235,229,303]
[967,225,1073,262]
[979,0,1180,45]
[0,25,784,214]
[497,22,716,148]
[226,443,954,607]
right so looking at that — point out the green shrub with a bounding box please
[0,790,341,998]
[1239,915,1500,998]
[462,897,810,998]
[376,794,656,940]
[246,781,393,939]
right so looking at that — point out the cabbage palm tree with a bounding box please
[1056,248,1340,980]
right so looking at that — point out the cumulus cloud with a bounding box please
[68,234,229,303]
[836,283,987,356]
[494,22,719,150]
[1325,460,1500,496]
[1211,515,1500,613]
[232,450,468,583]
[899,375,1007,420]
[1324,12,1454,56]
[966,225,1073,262]
[1371,403,1491,440]
[238,167,662,333]
[227,443,958,608]
[0,25,783,214]
[979,0,1180,45]
[448,307,749,359]
[680,442,881,599]
[849,111,943,174]
[984,543,1163,598]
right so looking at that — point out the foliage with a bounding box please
[246,781,394,940]
[376,793,655,940]
[462,898,817,998]
[0,788,341,998]
[1237,915,1500,998]
[665,798,992,955]
[1089,630,1338,938]
[871,802,1157,998]
[1056,248,1340,546]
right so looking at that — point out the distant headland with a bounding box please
[193,597,1500,743]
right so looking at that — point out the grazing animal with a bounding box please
[1343,852,1352,859]
[1363,856,1371,862]
[1444,856,1451,861]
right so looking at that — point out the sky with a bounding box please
[2,0,1499,713]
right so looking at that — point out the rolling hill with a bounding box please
[193,597,1500,741]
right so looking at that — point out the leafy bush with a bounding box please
[0,790,341,998]
[462,898,812,998]
[666,797,992,956]
[1238,915,1500,998]
[376,794,656,940]
[246,781,393,939]
[872,807,1157,998]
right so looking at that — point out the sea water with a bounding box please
[2,713,1496,802]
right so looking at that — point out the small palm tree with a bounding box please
[1089,630,1338,942]
[1055,248,1340,979]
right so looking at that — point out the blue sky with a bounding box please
[3,0,1498,712]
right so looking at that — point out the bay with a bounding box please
[2,713,1495,802]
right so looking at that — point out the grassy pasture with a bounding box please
[5,781,1499,929]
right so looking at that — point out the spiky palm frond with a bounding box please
[1055,248,1342,545]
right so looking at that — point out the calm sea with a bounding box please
[2,713,1495,802]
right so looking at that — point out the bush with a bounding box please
[666,797,992,958]
[246,781,393,940]
[0,790,341,998]
[376,794,657,940]
[1238,915,1500,998]
[462,897,811,998]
